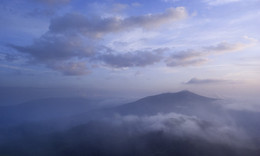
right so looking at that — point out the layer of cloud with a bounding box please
[10,40,249,75]
[218,99,260,112]
[204,0,241,6]
[185,77,231,84]
[9,34,96,75]
[10,34,96,61]
[9,7,187,75]
[34,0,71,5]
[204,42,247,54]
[8,5,253,75]
[48,61,89,75]
[1,111,257,155]
[166,42,248,67]
[49,7,188,38]
[99,48,166,68]
[111,112,250,146]
[162,0,181,3]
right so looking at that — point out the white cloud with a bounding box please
[185,77,232,84]
[166,42,249,67]
[111,112,250,146]
[204,0,241,6]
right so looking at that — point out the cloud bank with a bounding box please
[49,7,188,38]
[99,48,166,68]
[166,42,248,67]
[111,112,249,146]
[8,6,252,76]
[185,77,231,84]
[203,0,241,6]
[10,7,187,75]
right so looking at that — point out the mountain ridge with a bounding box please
[132,90,218,104]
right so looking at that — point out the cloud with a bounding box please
[10,34,95,62]
[9,34,97,75]
[111,3,128,12]
[99,49,166,68]
[166,58,208,67]
[185,77,231,84]
[166,42,248,67]
[131,2,141,7]
[26,8,55,17]
[203,0,241,6]
[34,0,71,5]
[162,0,181,3]
[203,42,247,54]
[166,50,208,67]
[47,61,89,75]
[49,7,188,38]
[10,40,249,74]
[10,7,187,75]
[111,112,250,146]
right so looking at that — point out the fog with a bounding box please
[0,91,260,156]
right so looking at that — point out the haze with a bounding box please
[0,0,260,155]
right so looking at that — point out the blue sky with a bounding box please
[0,0,260,100]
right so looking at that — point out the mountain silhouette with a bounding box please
[72,90,222,124]
[113,90,219,115]
[0,97,100,126]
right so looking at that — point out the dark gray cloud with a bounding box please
[185,77,230,84]
[166,42,248,67]
[26,8,55,17]
[10,7,187,75]
[34,0,70,5]
[25,0,71,17]
[49,7,188,37]
[9,34,95,75]
[10,34,95,61]
[10,37,247,75]
[166,58,208,67]
[99,49,166,68]
[8,4,248,76]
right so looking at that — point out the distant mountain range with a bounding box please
[0,97,100,126]
[0,90,215,120]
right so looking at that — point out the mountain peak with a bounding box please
[176,90,193,94]
[114,90,219,115]
[135,90,217,104]
[178,90,192,93]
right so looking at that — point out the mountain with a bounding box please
[115,90,219,115]
[0,91,223,126]
[0,97,101,126]
[72,90,223,124]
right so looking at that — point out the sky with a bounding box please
[0,0,260,104]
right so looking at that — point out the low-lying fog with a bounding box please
[0,91,260,156]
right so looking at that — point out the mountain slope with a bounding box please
[115,90,218,115]
[0,97,100,126]
[72,91,223,125]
